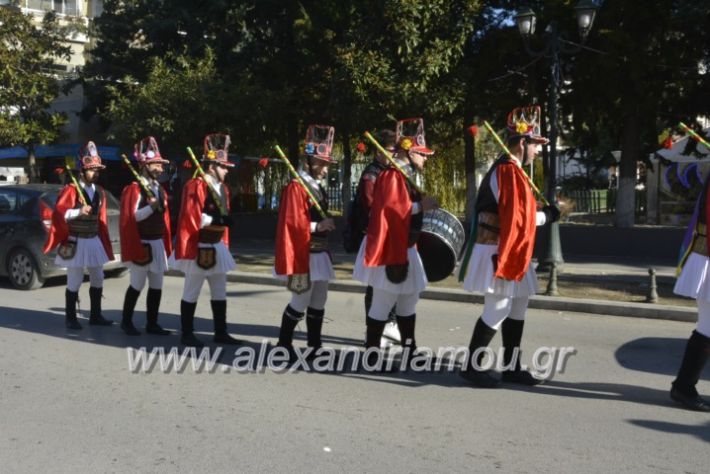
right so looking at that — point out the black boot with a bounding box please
[145,288,170,335]
[278,305,304,362]
[306,307,325,349]
[396,314,417,369]
[396,314,417,349]
[305,307,325,361]
[180,300,204,348]
[120,286,141,335]
[65,289,82,330]
[278,305,303,349]
[212,300,243,344]
[363,316,397,372]
[670,330,710,412]
[500,318,543,386]
[364,285,373,321]
[88,286,113,326]
[459,318,500,388]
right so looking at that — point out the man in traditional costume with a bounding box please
[353,118,438,366]
[43,142,115,329]
[275,125,337,358]
[351,129,401,345]
[170,134,241,347]
[670,162,710,411]
[458,106,559,388]
[119,137,172,336]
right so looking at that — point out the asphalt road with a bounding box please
[0,275,708,473]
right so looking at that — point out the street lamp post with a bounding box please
[515,1,599,270]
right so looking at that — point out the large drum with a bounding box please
[417,209,465,282]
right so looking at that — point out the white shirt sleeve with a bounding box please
[490,169,500,203]
[201,213,213,228]
[310,222,318,233]
[64,208,81,220]
[536,211,547,226]
[135,205,154,222]
[65,183,93,220]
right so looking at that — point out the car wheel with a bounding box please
[7,248,45,290]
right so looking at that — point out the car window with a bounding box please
[42,192,58,208]
[19,192,32,207]
[0,189,18,214]
[17,191,38,216]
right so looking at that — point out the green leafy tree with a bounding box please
[566,0,710,227]
[103,50,232,155]
[0,8,74,181]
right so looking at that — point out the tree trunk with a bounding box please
[463,111,476,222]
[26,143,39,183]
[615,102,641,228]
[287,114,299,168]
[340,129,352,216]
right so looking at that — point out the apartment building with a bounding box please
[1,0,104,142]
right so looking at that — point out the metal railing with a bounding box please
[566,189,645,214]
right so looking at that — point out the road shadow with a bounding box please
[0,304,469,386]
[1,304,285,350]
[627,419,710,444]
[615,337,710,380]
[505,380,673,407]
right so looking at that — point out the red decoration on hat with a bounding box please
[304,124,336,162]
[258,157,269,168]
[203,133,236,167]
[78,141,106,170]
[135,136,169,165]
[182,159,193,169]
[662,137,673,149]
[356,142,366,154]
[53,167,64,175]
[468,125,479,137]
[395,118,434,155]
[506,106,549,144]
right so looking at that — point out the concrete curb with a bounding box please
[165,270,696,323]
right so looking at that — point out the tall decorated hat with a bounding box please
[395,118,434,155]
[506,106,549,144]
[78,141,106,170]
[134,136,169,165]
[202,133,235,167]
[303,124,336,162]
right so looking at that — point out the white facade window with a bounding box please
[21,0,82,17]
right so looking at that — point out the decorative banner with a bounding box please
[682,163,699,189]
[663,162,677,189]
[677,162,690,189]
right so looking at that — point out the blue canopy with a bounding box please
[0,144,121,161]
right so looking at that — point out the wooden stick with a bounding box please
[63,156,88,206]
[483,120,549,206]
[186,146,228,216]
[679,121,710,149]
[274,145,328,219]
[363,131,424,194]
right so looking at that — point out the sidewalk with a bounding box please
[173,238,695,323]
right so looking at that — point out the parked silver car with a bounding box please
[0,184,126,290]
